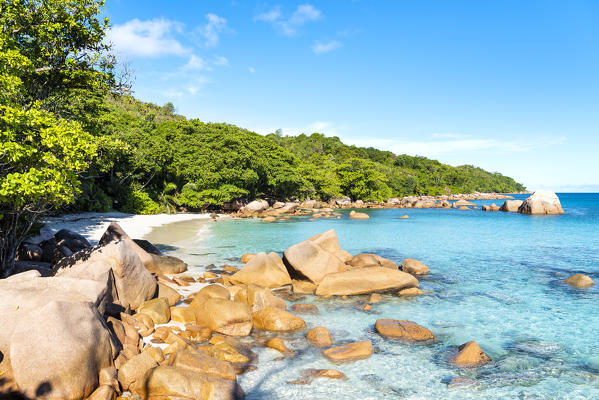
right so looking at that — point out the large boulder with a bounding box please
[118,351,158,391]
[138,297,171,324]
[244,284,286,313]
[99,222,187,274]
[518,191,564,215]
[252,307,306,331]
[194,298,252,336]
[166,349,236,381]
[0,276,110,362]
[54,229,92,252]
[349,211,370,219]
[307,229,341,253]
[132,366,244,400]
[55,239,157,310]
[348,254,398,269]
[450,341,492,367]
[315,266,418,296]
[481,203,500,211]
[499,200,523,212]
[322,341,372,362]
[244,199,269,213]
[230,252,291,288]
[10,301,115,400]
[283,240,348,284]
[400,258,430,275]
[16,242,43,262]
[375,319,435,342]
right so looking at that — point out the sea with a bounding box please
[145,193,599,400]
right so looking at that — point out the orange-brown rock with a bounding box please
[189,284,231,310]
[244,284,286,313]
[170,306,196,324]
[401,258,430,275]
[349,211,370,219]
[185,325,212,342]
[322,341,372,362]
[194,298,252,336]
[252,307,306,332]
[231,252,292,288]
[397,287,425,296]
[158,283,182,306]
[265,337,294,355]
[302,369,347,380]
[375,319,435,342]
[292,280,317,294]
[306,229,341,253]
[306,326,332,347]
[240,253,256,263]
[138,297,170,324]
[564,274,594,288]
[450,341,492,367]
[368,293,383,303]
[283,239,348,284]
[315,266,418,296]
[117,351,158,391]
[348,254,398,269]
[166,349,236,380]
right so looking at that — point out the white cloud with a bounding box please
[106,18,188,57]
[312,40,342,54]
[213,56,230,66]
[255,4,322,36]
[183,54,207,71]
[198,13,229,47]
[254,7,282,22]
[248,66,256,74]
[430,133,471,139]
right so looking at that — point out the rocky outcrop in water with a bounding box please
[518,191,564,215]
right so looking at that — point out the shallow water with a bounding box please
[147,193,599,399]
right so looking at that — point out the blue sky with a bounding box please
[103,0,599,191]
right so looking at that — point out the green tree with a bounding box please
[0,0,114,276]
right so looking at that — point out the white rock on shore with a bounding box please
[518,191,564,215]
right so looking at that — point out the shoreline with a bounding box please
[36,211,222,244]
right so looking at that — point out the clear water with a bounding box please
[148,194,599,399]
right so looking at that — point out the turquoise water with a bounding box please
[159,194,599,399]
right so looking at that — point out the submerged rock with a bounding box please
[315,266,418,296]
[563,273,594,288]
[349,211,370,219]
[265,337,294,355]
[450,341,492,367]
[375,319,435,342]
[306,326,333,347]
[323,341,373,362]
[518,191,564,215]
[302,369,347,380]
[400,258,430,275]
[252,307,306,332]
[397,287,425,296]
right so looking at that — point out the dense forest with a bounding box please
[74,94,526,215]
[0,0,524,273]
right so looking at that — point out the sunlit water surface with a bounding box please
[146,193,599,400]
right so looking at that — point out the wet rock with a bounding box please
[16,242,43,261]
[315,266,418,296]
[362,304,372,311]
[401,258,430,275]
[368,293,383,303]
[132,238,162,255]
[323,341,373,362]
[290,303,319,314]
[10,301,115,400]
[306,326,332,347]
[450,341,492,367]
[302,369,347,380]
[194,298,253,336]
[397,287,425,296]
[40,237,73,264]
[398,215,409,219]
[348,254,398,269]
[265,337,294,355]
[349,211,370,219]
[563,274,594,288]
[283,239,348,284]
[166,349,236,381]
[138,297,170,324]
[375,319,435,342]
[230,252,291,288]
[500,200,523,212]
[132,366,244,400]
[292,280,317,294]
[54,229,91,252]
[252,307,306,331]
[204,341,253,364]
[482,203,500,211]
[262,216,276,222]
[245,284,286,313]
[518,191,564,215]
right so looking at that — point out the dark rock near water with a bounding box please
[133,239,162,255]
[54,229,91,252]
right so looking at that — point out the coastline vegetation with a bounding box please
[0,0,525,274]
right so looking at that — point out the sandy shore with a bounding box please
[37,211,218,244]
